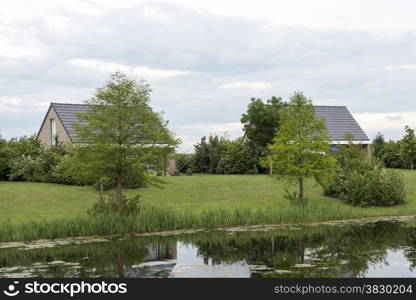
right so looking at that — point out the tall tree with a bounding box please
[265,92,336,205]
[372,132,386,160]
[400,126,416,170]
[193,135,228,174]
[74,72,178,209]
[241,96,286,156]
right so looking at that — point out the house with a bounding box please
[314,106,370,155]
[37,102,176,175]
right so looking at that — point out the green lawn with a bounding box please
[1,171,416,223]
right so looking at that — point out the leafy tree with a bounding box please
[265,92,336,205]
[175,153,195,173]
[400,126,416,170]
[193,135,228,174]
[241,96,286,172]
[74,72,178,210]
[217,138,258,174]
[241,96,286,150]
[7,135,42,158]
[372,132,386,160]
[383,140,404,169]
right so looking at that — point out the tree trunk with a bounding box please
[411,160,414,170]
[116,176,124,210]
[298,176,304,206]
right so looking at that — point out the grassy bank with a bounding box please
[0,171,416,241]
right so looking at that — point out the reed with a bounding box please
[0,203,404,242]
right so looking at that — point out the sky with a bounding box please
[0,0,415,152]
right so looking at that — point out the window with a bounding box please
[51,118,56,146]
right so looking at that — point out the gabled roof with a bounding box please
[41,103,369,144]
[51,103,89,141]
[46,103,169,144]
[314,106,369,142]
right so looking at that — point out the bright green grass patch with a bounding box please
[0,171,415,241]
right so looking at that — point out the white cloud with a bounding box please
[67,59,190,79]
[219,81,271,90]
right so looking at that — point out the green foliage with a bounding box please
[51,149,93,186]
[372,132,386,160]
[74,72,178,209]
[175,153,195,173]
[400,126,416,170]
[266,92,337,205]
[192,135,258,174]
[341,165,406,207]
[325,139,406,207]
[240,96,287,173]
[241,96,286,151]
[217,138,258,174]
[283,187,307,207]
[93,174,147,191]
[382,140,405,168]
[7,139,65,182]
[193,135,228,174]
[88,194,141,216]
[0,135,8,180]
[7,135,42,158]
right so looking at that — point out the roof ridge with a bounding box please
[51,102,89,106]
[313,105,347,108]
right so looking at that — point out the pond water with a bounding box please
[1,220,416,278]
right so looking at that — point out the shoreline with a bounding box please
[1,214,415,248]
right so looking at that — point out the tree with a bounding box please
[400,126,416,170]
[0,134,8,180]
[240,96,286,172]
[74,72,178,210]
[372,132,386,160]
[383,140,404,169]
[217,138,258,174]
[193,135,228,174]
[265,92,336,205]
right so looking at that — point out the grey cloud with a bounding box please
[1,1,416,150]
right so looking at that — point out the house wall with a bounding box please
[37,107,72,147]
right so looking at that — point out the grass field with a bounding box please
[1,171,416,223]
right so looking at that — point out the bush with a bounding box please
[341,165,405,207]
[0,136,8,180]
[325,141,406,207]
[88,194,141,216]
[175,153,195,173]
[52,153,93,186]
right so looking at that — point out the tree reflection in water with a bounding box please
[0,221,416,278]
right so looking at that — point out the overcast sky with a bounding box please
[1,0,415,151]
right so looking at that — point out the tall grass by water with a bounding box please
[1,172,416,242]
[0,203,388,242]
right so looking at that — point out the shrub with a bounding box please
[341,165,405,207]
[325,140,406,207]
[52,154,93,186]
[0,136,8,180]
[175,153,195,173]
[88,194,141,216]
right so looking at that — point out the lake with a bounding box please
[1,219,416,278]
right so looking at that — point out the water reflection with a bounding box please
[1,220,416,278]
